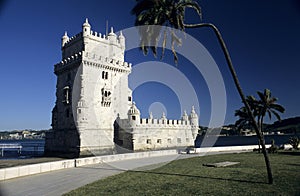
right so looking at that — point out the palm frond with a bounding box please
[270,110,281,121]
[132,0,202,63]
[270,103,285,113]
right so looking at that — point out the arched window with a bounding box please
[101,88,111,107]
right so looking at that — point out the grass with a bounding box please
[64,151,300,195]
[0,157,64,168]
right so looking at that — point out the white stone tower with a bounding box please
[45,19,132,157]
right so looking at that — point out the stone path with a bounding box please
[203,161,240,167]
[0,151,244,196]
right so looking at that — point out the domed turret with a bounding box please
[118,31,125,49]
[161,112,167,120]
[149,112,153,119]
[82,18,91,37]
[128,102,140,115]
[190,106,198,119]
[182,110,188,121]
[62,31,69,47]
[107,27,117,43]
[128,102,140,126]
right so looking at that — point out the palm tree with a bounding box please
[257,89,285,133]
[256,89,285,149]
[236,91,285,152]
[132,0,274,184]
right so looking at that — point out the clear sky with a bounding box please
[0,0,299,131]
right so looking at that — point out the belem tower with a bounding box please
[45,19,199,157]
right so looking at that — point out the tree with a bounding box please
[132,0,276,184]
[236,90,285,151]
[256,89,285,133]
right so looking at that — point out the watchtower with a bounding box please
[45,19,132,157]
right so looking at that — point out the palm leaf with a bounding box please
[270,110,281,121]
[131,0,202,63]
[270,103,285,113]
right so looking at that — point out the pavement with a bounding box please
[0,151,245,196]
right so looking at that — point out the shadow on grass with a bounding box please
[287,163,300,167]
[278,151,300,156]
[127,170,267,185]
[79,164,267,185]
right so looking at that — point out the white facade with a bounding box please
[45,19,199,157]
[115,103,198,151]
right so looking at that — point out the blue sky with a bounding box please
[0,0,299,131]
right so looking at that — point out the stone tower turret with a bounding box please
[82,18,91,37]
[182,110,188,121]
[118,31,125,49]
[62,31,69,47]
[128,102,140,126]
[189,106,199,140]
[107,27,117,43]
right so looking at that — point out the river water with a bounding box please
[0,139,44,159]
[0,134,296,159]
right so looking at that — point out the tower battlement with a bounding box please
[62,30,125,49]
[61,19,125,62]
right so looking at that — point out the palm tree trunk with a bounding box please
[258,116,261,152]
[184,23,273,184]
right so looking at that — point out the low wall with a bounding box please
[0,149,177,181]
[193,145,271,154]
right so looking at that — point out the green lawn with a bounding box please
[64,152,300,195]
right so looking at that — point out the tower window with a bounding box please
[63,86,70,104]
[128,96,132,101]
[157,139,162,144]
[102,71,109,79]
[146,139,151,144]
[101,88,111,107]
[177,138,181,143]
[132,116,136,120]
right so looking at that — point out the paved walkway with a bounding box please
[0,151,244,196]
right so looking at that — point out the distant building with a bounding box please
[45,19,198,158]
[9,133,22,140]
